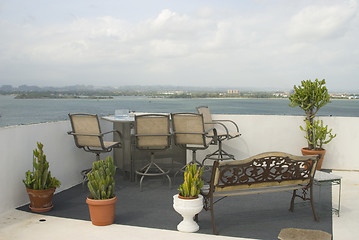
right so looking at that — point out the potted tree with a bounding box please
[23,142,61,213]
[289,79,336,169]
[173,164,204,233]
[86,156,117,226]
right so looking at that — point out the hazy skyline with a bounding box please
[1,0,358,91]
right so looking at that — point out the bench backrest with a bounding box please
[210,152,319,193]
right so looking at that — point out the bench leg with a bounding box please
[209,197,217,235]
[310,186,319,221]
[289,187,318,222]
[289,189,296,212]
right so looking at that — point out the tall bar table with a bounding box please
[102,115,135,180]
[103,115,187,182]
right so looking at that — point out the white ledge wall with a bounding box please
[195,115,358,171]
[0,115,358,215]
[0,119,113,215]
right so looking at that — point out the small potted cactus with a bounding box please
[173,164,204,233]
[178,164,204,199]
[23,142,61,213]
[86,156,117,226]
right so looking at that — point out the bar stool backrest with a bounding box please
[135,114,171,150]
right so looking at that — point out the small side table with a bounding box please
[314,170,342,216]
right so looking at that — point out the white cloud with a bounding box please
[287,1,358,42]
[0,1,359,90]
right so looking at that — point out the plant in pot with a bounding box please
[23,142,61,213]
[289,79,336,169]
[86,156,117,226]
[173,164,204,233]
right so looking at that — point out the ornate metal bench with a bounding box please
[200,152,319,235]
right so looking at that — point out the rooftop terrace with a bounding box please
[0,113,358,239]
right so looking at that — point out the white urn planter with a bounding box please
[173,194,203,233]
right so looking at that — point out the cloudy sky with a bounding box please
[0,0,358,91]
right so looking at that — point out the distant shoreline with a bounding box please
[147,96,288,100]
[10,95,357,100]
[13,95,114,100]
[0,93,357,100]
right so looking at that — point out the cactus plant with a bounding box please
[300,119,336,150]
[178,164,204,198]
[87,156,116,200]
[289,79,334,150]
[23,142,61,190]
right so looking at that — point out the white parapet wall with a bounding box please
[0,115,358,215]
[0,119,113,215]
[196,115,359,171]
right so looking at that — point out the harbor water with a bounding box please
[1,95,358,128]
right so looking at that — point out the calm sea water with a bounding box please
[1,95,358,127]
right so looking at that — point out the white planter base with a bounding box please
[173,194,203,233]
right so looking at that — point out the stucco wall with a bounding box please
[0,119,113,214]
[196,115,359,171]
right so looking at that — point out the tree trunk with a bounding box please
[306,111,314,150]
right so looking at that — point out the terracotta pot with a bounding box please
[26,188,55,213]
[301,148,326,170]
[178,194,198,200]
[86,196,117,226]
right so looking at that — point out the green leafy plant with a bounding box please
[178,164,204,198]
[289,79,335,150]
[23,142,61,190]
[87,156,116,200]
[301,119,336,150]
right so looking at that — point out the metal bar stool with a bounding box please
[134,114,172,191]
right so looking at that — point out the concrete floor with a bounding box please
[0,170,358,240]
[331,170,359,239]
[0,210,244,240]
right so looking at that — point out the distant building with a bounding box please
[227,89,239,94]
[273,92,288,98]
